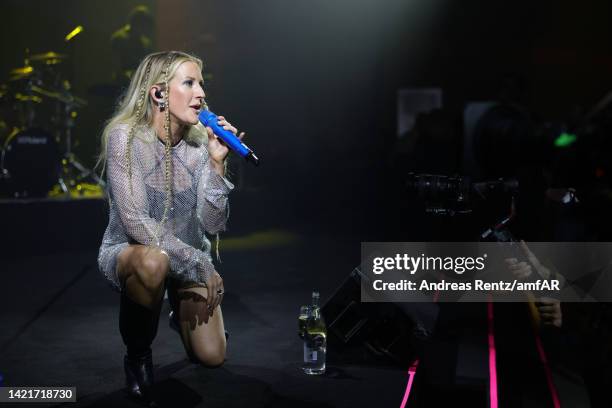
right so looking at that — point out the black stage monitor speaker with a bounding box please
[321,267,439,367]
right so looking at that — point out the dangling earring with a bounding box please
[159,101,166,111]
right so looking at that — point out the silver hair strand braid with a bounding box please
[157,52,177,236]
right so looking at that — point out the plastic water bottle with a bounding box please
[302,291,327,375]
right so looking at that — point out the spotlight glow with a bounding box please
[554,132,577,148]
[65,25,83,42]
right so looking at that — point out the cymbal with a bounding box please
[14,93,43,103]
[9,65,34,81]
[30,51,66,64]
[29,85,58,99]
[30,85,87,107]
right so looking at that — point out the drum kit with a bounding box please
[0,49,103,198]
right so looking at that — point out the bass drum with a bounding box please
[0,128,60,198]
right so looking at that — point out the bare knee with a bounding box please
[190,341,226,367]
[136,250,169,292]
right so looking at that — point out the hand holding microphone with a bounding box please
[199,108,259,166]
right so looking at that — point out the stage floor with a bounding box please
[0,196,410,408]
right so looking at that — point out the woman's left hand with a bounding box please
[206,115,245,174]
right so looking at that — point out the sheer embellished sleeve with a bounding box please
[195,148,234,235]
[106,126,217,285]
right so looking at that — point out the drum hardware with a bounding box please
[0,46,104,198]
[14,93,43,103]
[30,84,87,107]
[9,65,35,81]
[29,51,67,65]
[55,92,104,195]
[8,63,47,128]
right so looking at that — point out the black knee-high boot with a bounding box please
[120,293,162,405]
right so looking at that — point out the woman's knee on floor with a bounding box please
[190,338,226,367]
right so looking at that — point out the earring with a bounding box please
[159,101,166,111]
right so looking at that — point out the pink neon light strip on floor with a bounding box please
[534,332,561,408]
[399,359,419,408]
[487,300,499,408]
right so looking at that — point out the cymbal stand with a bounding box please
[56,93,105,194]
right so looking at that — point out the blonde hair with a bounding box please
[97,51,207,177]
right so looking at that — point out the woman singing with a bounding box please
[97,51,241,404]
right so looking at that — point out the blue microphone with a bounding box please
[199,109,259,166]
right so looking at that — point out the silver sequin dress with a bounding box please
[98,124,233,291]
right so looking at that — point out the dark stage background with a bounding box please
[3,0,612,236]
